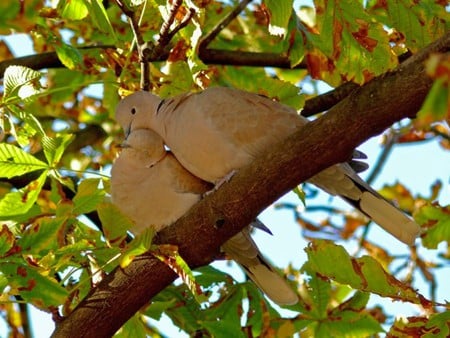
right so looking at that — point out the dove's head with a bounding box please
[115,91,162,137]
[120,128,166,166]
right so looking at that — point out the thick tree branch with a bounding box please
[51,32,449,338]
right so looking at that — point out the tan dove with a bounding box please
[110,128,299,305]
[115,87,421,245]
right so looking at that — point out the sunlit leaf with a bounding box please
[0,170,47,217]
[17,217,66,255]
[416,204,450,249]
[55,43,82,70]
[263,0,294,37]
[1,263,68,307]
[97,202,130,246]
[0,143,48,178]
[83,0,117,43]
[2,66,42,101]
[0,224,15,256]
[58,0,88,20]
[116,314,148,338]
[120,228,154,268]
[72,178,105,215]
[303,240,427,305]
[42,134,74,166]
[153,244,206,304]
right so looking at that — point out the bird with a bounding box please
[110,128,299,305]
[115,87,421,245]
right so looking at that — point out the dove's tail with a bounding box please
[222,228,298,306]
[343,188,421,246]
[309,163,421,246]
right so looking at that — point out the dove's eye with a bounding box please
[131,107,137,115]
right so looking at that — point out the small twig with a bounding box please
[114,0,144,46]
[157,0,183,47]
[114,0,151,90]
[164,8,196,44]
[301,82,359,117]
[199,0,253,50]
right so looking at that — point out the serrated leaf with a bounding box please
[3,65,42,101]
[315,310,384,337]
[416,204,450,249]
[303,240,427,305]
[83,0,117,42]
[55,43,82,70]
[417,78,449,127]
[145,299,177,321]
[7,104,46,140]
[42,134,74,166]
[58,0,88,20]
[0,263,68,307]
[0,224,15,256]
[97,202,131,246]
[120,228,154,268]
[0,170,47,217]
[307,272,331,318]
[72,178,105,215]
[310,0,396,84]
[153,244,206,304]
[116,314,148,338]
[0,143,48,178]
[263,0,294,37]
[17,217,65,255]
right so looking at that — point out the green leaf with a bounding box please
[0,263,68,307]
[2,65,42,101]
[55,43,82,70]
[0,170,47,217]
[120,228,154,268]
[303,240,426,304]
[307,272,331,318]
[418,77,449,125]
[72,178,105,215]
[83,0,117,42]
[263,0,294,37]
[153,244,206,304]
[42,134,74,166]
[97,202,130,246]
[202,286,247,338]
[315,309,384,338]
[416,204,450,249]
[0,224,15,256]
[310,0,396,84]
[0,143,48,178]
[115,314,148,338]
[145,299,178,321]
[17,217,66,255]
[58,0,88,20]
[425,311,450,337]
[370,0,450,51]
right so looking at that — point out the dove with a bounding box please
[115,87,421,245]
[110,128,299,305]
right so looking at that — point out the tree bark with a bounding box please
[51,31,450,337]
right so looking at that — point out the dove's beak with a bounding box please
[117,140,131,149]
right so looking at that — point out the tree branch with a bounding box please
[51,31,450,338]
[199,0,253,49]
[0,45,115,79]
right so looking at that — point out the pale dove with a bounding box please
[115,87,421,245]
[110,128,299,305]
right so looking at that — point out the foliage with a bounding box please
[0,0,449,337]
